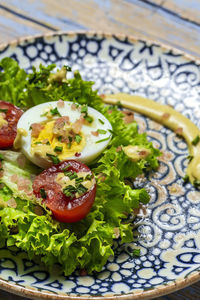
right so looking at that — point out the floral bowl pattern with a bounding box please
[0,32,200,300]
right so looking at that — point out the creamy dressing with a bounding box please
[104,93,200,185]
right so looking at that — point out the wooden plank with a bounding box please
[152,0,200,24]
[0,0,200,58]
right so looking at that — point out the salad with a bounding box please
[0,57,160,276]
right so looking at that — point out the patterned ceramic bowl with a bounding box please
[0,32,200,300]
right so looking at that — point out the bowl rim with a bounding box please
[0,30,200,300]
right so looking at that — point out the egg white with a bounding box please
[17,101,112,168]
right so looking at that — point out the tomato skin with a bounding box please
[33,160,96,223]
[0,101,23,149]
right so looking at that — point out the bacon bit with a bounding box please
[161,112,170,120]
[17,154,26,169]
[175,127,183,136]
[107,110,113,114]
[53,116,70,135]
[122,110,134,124]
[139,150,148,157]
[72,116,84,134]
[57,99,65,108]
[116,146,122,152]
[71,103,77,110]
[75,152,81,157]
[91,131,99,137]
[100,94,105,99]
[34,205,44,216]
[31,123,45,138]
[7,198,17,208]
[113,227,120,239]
[79,269,87,276]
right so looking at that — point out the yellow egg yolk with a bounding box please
[31,120,85,161]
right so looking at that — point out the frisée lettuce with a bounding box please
[0,58,160,275]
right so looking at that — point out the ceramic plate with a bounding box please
[0,32,200,300]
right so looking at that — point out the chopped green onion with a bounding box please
[63,185,76,198]
[183,175,189,183]
[40,188,47,199]
[46,153,60,164]
[187,155,193,162]
[0,108,8,113]
[54,146,63,153]
[62,164,70,171]
[75,134,82,144]
[97,129,107,134]
[0,153,4,161]
[75,177,84,184]
[85,115,93,123]
[133,249,140,257]
[96,137,110,144]
[64,65,72,72]
[98,119,104,125]
[76,184,88,195]
[34,141,42,145]
[192,135,200,146]
[85,174,92,180]
[64,171,77,180]
[50,107,61,116]
[57,136,62,142]
[46,141,50,145]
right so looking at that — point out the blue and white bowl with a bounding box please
[0,32,200,300]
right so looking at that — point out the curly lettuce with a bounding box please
[0,58,161,276]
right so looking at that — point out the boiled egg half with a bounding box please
[16,100,112,168]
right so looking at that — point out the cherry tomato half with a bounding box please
[33,160,96,223]
[0,101,23,149]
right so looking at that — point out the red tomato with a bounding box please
[0,101,23,149]
[33,160,96,223]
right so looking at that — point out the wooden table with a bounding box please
[0,1,199,299]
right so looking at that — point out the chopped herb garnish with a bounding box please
[85,174,92,180]
[192,135,200,146]
[67,143,71,149]
[85,115,93,123]
[57,136,62,142]
[81,105,88,114]
[46,153,60,164]
[50,107,61,116]
[75,134,82,144]
[96,137,110,144]
[64,65,72,72]
[108,129,114,134]
[0,108,8,113]
[29,125,32,130]
[116,101,122,108]
[133,249,140,257]
[46,141,50,145]
[63,185,77,198]
[40,188,47,199]
[183,175,189,183]
[76,184,88,195]
[75,177,84,184]
[194,179,200,188]
[187,155,194,162]
[34,141,42,145]
[98,119,104,125]
[64,171,77,180]
[97,129,107,134]
[0,153,4,161]
[62,164,70,171]
[54,146,63,153]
